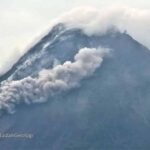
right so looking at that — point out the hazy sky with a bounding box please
[0,0,150,74]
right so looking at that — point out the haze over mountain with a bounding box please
[0,7,150,150]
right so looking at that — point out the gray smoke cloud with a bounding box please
[0,47,110,114]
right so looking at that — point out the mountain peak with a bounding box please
[0,23,148,83]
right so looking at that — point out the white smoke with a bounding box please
[0,47,110,114]
[55,6,150,49]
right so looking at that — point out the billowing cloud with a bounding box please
[0,47,110,114]
[55,6,150,49]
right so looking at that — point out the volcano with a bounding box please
[0,20,150,149]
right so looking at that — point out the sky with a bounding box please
[0,0,150,75]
